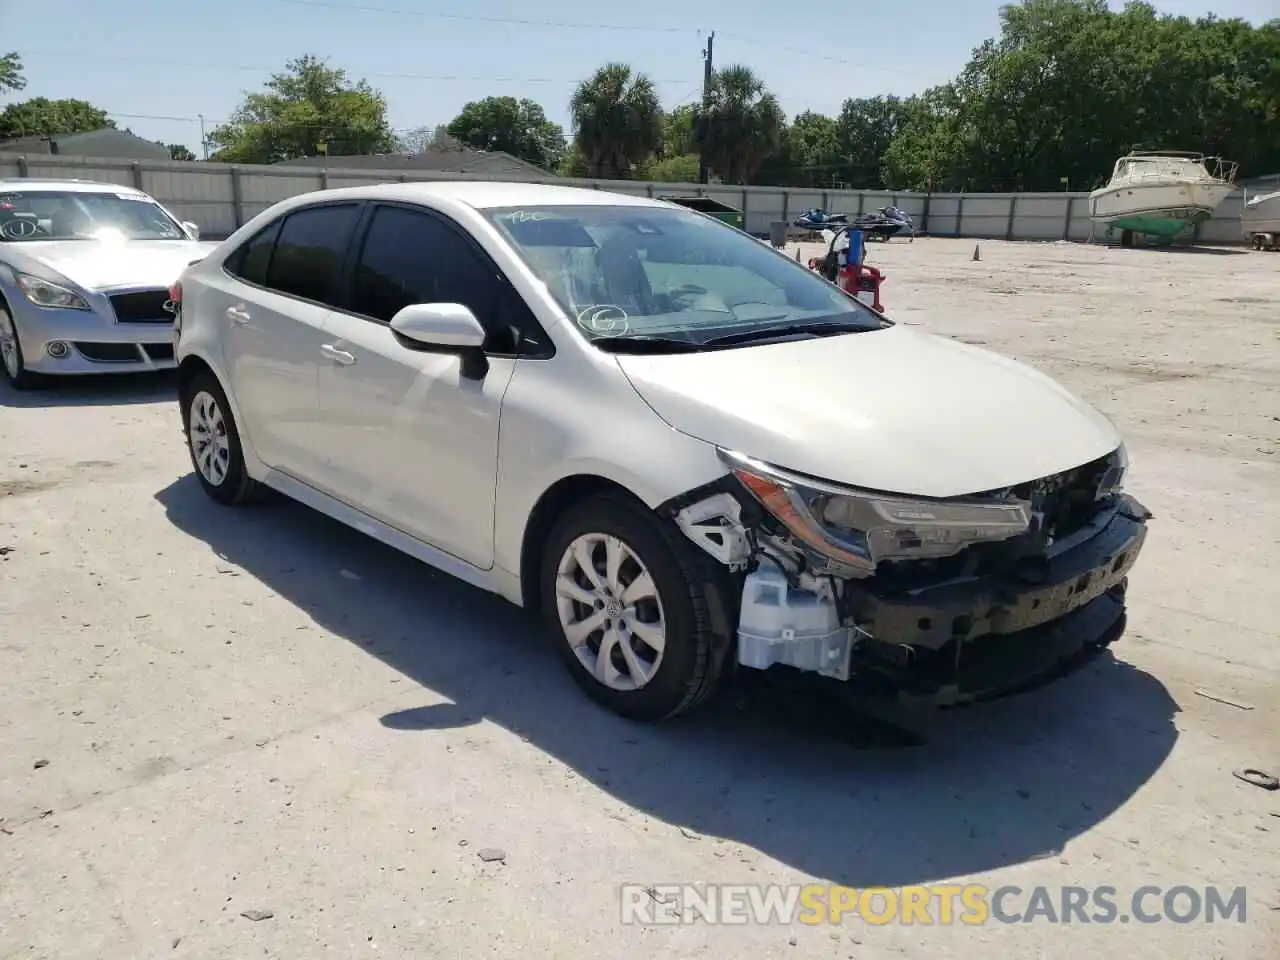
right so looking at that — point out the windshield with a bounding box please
[0,190,186,242]
[483,204,884,346]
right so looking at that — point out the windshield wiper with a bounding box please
[591,335,705,354]
[702,321,874,347]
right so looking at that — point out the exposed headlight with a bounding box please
[1096,443,1127,498]
[15,274,90,311]
[719,449,1031,574]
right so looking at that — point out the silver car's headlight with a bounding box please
[15,273,90,311]
[720,449,1031,573]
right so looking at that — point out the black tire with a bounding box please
[179,369,266,505]
[1120,228,1135,248]
[540,493,732,722]
[0,304,44,391]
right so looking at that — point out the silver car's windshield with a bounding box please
[0,190,186,242]
[483,204,883,346]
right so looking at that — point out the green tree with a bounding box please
[0,98,114,138]
[166,143,197,161]
[569,63,663,179]
[661,104,697,157]
[0,52,25,94]
[882,0,1280,190]
[207,55,395,163]
[695,65,784,184]
[640,153,701,183]
[836,96,913,188]
[446,96,566,169]
[784,111,843,186]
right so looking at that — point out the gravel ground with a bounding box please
[1,237,1277,959]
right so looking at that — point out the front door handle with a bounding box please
[225,305,251,325]
[320,343,356,366]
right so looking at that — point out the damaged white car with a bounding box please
[174,182,1149,721]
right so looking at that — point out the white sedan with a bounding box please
[0,177,214,389]
[173,181,1149,721]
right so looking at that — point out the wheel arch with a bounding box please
[518,473,650,613]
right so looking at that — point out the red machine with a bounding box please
[806,255,886,313]
[838,262,885,313]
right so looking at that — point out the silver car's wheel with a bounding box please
[0,308,19,380]
[555,532,667,692]
[188,390,231,487]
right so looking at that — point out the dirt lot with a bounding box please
[1,238,1277,959]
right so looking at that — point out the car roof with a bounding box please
[0,177,148,195]
[292,179,668,211]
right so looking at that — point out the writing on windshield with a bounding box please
[0,191,185,242]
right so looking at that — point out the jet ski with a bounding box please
[792,208,850,230]
[851,205,915,241]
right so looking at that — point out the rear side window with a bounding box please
[264,203,361,305]
[225,220,281,286]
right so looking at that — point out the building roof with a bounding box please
[272,147,553,179]
[0,128,171,160]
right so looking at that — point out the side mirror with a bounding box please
[182,221,200,240]
[389,302,489,379]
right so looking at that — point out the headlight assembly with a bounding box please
[15,274,90,311]
[719,449,1031,574]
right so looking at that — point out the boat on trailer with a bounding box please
[1242,184,1280,251]
[1090,150,1237,247]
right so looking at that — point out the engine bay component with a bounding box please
[736,557,864,681]
[674,491,751,570]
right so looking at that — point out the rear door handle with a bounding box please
[320,343,356,366]
[225,305,250,325]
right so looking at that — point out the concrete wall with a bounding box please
[0,153,1254,244]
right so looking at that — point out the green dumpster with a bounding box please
[660,196,746,231]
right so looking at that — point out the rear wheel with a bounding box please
[0,304,42,390]
[1120,228,1135,248]
[181,370,265,505]
[540,494,731,722]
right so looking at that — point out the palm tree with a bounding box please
[697,65,785,184]
[569,63,663,179]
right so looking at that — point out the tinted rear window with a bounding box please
[265,204,361,304]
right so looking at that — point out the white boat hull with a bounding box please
[1089,180,1235,234]
[1243,190,1280,235]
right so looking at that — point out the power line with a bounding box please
[264,0,915,80]
[18,51,698,87]
[271,0,698,34]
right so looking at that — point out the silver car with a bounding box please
[0,177,216,389]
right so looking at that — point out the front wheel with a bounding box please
[0,304,42,390]
[540,494,731,721]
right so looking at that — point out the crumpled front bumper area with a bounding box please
[723,488,1150,705]
[843,495,1149,703]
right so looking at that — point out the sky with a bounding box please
[2,0,1274,155]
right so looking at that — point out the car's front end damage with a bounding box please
[664,445,1149,705]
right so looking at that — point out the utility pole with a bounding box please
[698,31,715,185]
[198,114,208,160]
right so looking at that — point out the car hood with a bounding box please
[10,239,220,291]
[615,324,1123,498]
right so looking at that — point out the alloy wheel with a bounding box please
[554,533,667,691]
[0,310,20,380]
[188,390,231,486]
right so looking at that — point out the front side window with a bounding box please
[483,204,884,348]
[0,190,186,242]
[264,204,361,305]
[349,205,501,324]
